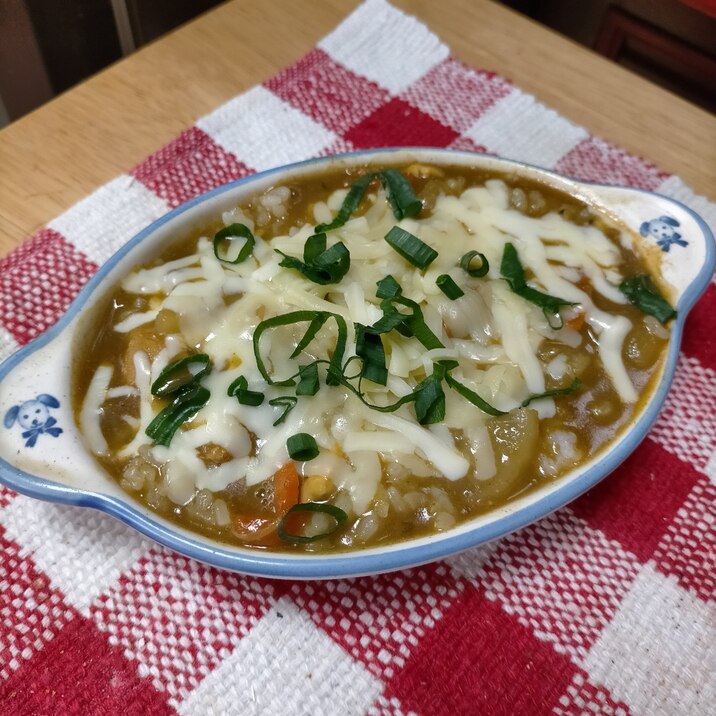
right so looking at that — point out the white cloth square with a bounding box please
[465,91,589,168]
[1,498,150,613]
[319,0,448,95]
[584,565,716,715]
[177,597,382,716]
[48,175,169,266]
[197,86,337,172]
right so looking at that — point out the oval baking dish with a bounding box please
[0,148,713,579]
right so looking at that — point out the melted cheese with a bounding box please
[94,178,643,513]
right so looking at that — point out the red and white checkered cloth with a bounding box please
[1,2,715,714]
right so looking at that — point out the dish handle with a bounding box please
[576,182,715,310]
[0,319,106,495]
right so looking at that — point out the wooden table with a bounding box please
[1,0,714,259]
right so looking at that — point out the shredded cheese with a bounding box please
[91,177,643,513]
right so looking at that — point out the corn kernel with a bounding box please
[301,475,334,502]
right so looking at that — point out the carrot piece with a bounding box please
[231,462,302,546]
[271,462,300,514]
[231,515,281,544]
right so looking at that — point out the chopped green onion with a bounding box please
[277,502,348,543]
[213,223,255,264]
[500,243,577,321]
[371,300,413,335]
[368,296,443,350]
[314,169,421,234]
[290,313,330,359]
[286,433,320,462]
[460,250,489,278]
[384,226,438,270]
[376,275,402,300]
[296,363,320,396]
[619,275,677,323]
[145,384,210,446]
[268,396,298,426]
[355,324,388,386]
[391,297,444,350]
[379,168,423,220]
[315,173,377,233]
[521,378,582,407]
[227,375,265,406]
[444,373,506,417]
[277,240,350,285]
[436,274,465,300]
[303,233,327,262]
[253,311,347,387]
[151,354,211,397]
[413,372,446,425]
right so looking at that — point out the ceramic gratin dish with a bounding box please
[0,149,713,579]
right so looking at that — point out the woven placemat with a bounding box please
[0,1,714,714]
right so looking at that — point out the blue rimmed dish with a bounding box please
[0,148,713,579]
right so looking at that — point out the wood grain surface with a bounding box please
[0,0,714,259]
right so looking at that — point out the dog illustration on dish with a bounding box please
[4,394,64,448]
[640,216,688,252]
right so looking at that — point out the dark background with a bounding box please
[1,0,715,126]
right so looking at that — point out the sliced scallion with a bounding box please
[379,168,423,220]
[277,502,348,544]
[213,223,255,264]
[296,362,320,396]
[227,375,265,406]
[521,378,582,407]
[436,274,464,300]
[355,324,388,386]
[315,173,376,233]
[253,311,347,387]
[145,384,210,446]
[444,373,506,417]
[413,372,446,425]
[314,169,420,234]
[290,313,330,359]
[268,396,298,426]
[151,354,211,397]
[460,250,489,278]
[501,243,577,322]
[287,433,320,462]
[619,275,676,323]
[384,226,438,270]
[391,296,443,350]
[376,275,402,300]
[277,240,350,285]
[303,233,327,262]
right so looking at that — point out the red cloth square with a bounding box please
[650,355,716,473]
[402,59,512,132]
[572,440,700,561]
[0,228,97,345]
[0,532,76,682]
[477,510,641,660]
[681,283,716,369]
[287,563,464,680]
[90,548,276,703]
[652,477,716,601]
[344,98,458,149]
[1,613,174,716]
[386,584,578,716]
[266,49,390,135]
[130,127,252,208]
[554,136,668,190]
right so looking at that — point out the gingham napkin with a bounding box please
[1,2,714,714]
